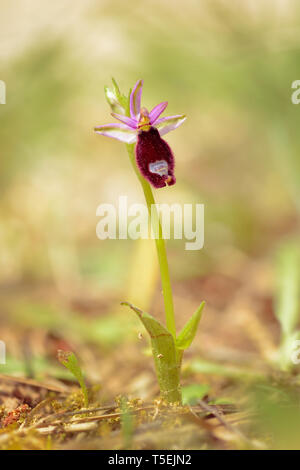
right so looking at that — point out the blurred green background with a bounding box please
[0,0,300,371]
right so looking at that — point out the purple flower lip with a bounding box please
[95,80,186,188]
[95,79,186,143]
[136,127,176,188]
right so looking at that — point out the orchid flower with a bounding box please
[95,79,186,188]
[93,79,204,404]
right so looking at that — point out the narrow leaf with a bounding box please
[275,242,300,337]
[57,350,88,407]
[176,301,205,350]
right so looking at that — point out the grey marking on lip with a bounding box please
[149,160,168,176]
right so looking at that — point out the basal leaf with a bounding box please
[121,302,181,403]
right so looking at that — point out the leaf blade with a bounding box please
[121,302,181,403]
[275,243,300,337]
[176,301,205,350]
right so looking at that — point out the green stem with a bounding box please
[126,143,176,338]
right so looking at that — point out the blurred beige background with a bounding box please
[0,0,300,369]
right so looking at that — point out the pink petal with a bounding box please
[155,114,186,137]
[149,101,168,124]
[94,123,137,144]
[111,112,137,129]
[130,79,143,119]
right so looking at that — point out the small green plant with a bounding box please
[120,397,134,449]
[95,79,205,404]
[57,350,89,407]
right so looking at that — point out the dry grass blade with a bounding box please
[0,374,67,393]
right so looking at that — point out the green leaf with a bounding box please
[57,350,88,407]
[176,301,205,350]
[121,302,181,403]
[275,243,300,337]
[182,384,210,405]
